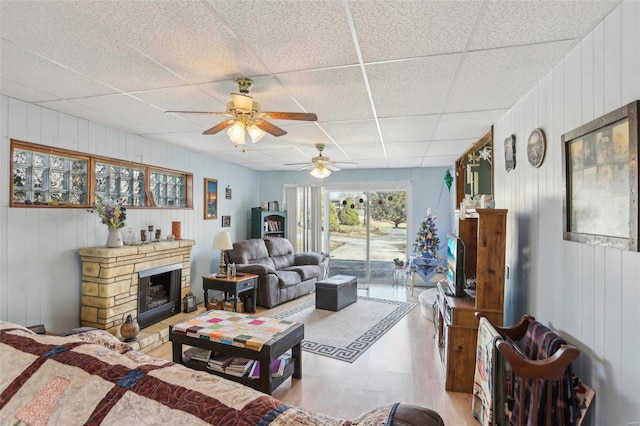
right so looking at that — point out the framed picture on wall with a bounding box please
[504,134,516,172]
[222,215,231,227]
[562,100,639,251]
[204,178,218,220]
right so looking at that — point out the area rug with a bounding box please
[272,296,416,362]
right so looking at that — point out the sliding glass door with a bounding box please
[323,187,408,283]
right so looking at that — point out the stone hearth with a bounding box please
[78,240,195,339]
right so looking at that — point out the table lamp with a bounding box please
[212,231,233,275]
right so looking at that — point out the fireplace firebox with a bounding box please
[138,263,182,329]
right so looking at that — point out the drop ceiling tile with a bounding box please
[385,142,428,159]
[421,155,459,167]
[379,115,440,143]
[351,0,482,61]
[319,120,381,146]
[0,78,60,104]
[1,1,184,92]
[341,143,386,161]
[367,55,461,117]
[433,111,506,141]
[356,160,391,169]
[209,0,358,73]
[446,42,573,112]
[277,67,373,122]
[76,1,269,84]
[470,0,619,51]
[1,41,117,101]
[426,139,477,157]
[387,158,423,168]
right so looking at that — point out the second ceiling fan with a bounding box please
[166,78,318,145]
[286,144,358,178]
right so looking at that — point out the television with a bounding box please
[445,233,466,297]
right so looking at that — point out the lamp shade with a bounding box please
[212,231,233,250]
[227,121,246,144]
[247,124,266,143]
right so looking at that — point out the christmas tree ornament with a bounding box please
[444,170,453,191]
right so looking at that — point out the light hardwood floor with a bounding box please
[148,284,477,424]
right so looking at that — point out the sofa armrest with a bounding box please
[236,263,277,275]
[294,252,324,266]
[391,404,444,426]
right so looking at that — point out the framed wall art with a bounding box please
[504,134,516,171]
[562,100,639,251]
[222,215,231,227]
[204,178,218,220]
[527,128,546,168]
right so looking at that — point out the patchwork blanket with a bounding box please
[472,317,505,426]
[0,321,396,425]
[171,310,296,351]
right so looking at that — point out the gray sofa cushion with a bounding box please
[264,237,295,269]
[232,238,276,269]
[282,264,321,280]
[276,270,302,288]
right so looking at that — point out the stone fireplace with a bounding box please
[79,240,194,336]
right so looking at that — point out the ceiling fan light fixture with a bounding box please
[230,93,253,111]
[227,121,246,144]
[310,164,331,179]
[247,124,266,143]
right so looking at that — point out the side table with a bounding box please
[203,273,258,313]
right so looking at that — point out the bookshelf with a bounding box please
[251,208,287,239]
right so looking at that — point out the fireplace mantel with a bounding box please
[79,240,195,336]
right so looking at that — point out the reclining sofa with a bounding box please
[228,237,328,308]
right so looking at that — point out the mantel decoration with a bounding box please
[90,194,127,247]
[415,208,440,258]
[120,314,140,342]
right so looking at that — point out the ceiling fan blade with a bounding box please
[166,110,233,116]
[203,120,234,135]
[254,119,287,136]
[264,112,318,121]
[296,165,314,171]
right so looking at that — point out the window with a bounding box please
[10,139,193,209]
[12,144,89,206]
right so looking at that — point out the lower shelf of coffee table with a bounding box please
[182,358,296,393]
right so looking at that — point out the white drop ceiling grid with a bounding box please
[0,0,620,172]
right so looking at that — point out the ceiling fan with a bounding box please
[165,78,318,146]
[285,144,358,178]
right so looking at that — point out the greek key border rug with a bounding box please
[272,296,416,363]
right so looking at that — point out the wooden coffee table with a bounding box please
[169,310,303,395]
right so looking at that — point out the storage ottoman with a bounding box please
[315,275,358,311]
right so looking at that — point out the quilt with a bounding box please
[0,321,394,425]
[171,310,296,351]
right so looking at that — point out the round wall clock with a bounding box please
[527,128,546,168]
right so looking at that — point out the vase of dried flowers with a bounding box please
[106,228,123,248]
[89,194,127,248]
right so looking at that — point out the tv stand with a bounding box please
[434,209,507,393]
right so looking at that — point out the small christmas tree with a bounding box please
[415,208,440,258]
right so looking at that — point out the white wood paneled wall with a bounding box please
[493,2,640,425]
[0,96,260,333]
